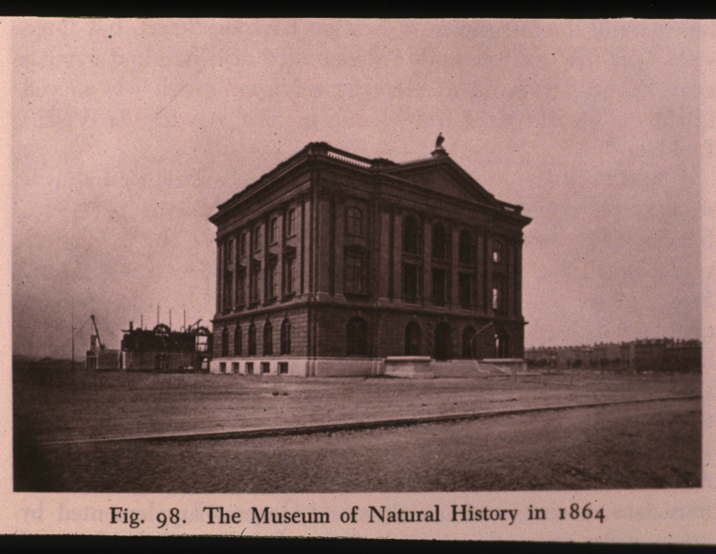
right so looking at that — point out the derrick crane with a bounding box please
[90,314,105,350]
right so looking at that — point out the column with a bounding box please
[422,220,432,306]
[216,241,222,313]
[392,212,403,302]
[315,196,332,299]
[377,208,391,302]
[450,227,459,309]
[334,200,345,298]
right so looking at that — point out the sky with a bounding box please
[8,18,703,357]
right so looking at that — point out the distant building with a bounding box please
[120,322,212,372]
[209,141,531,376]
[525,338,701,373]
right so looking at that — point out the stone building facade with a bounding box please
[209,142,531,376]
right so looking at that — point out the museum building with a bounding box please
[209,141,531,376]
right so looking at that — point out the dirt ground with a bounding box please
[13,368,701,492]
[13,368,700,442]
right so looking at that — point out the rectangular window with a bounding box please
[236,269,246,306]
[267,262,278,299]
[346,207,364,236]
[239,233,247,258]
[492,279,504,311]
[433,268,447,306]
[270,217,278,244]
[493,241,503,263]
[345,251,367,295]
[219,362,226,374]
[459,273,472,308]
[284,255,296,294]
[261,362,270,374]
[403,263,419,302]
[249,265,261,304]
[232,362,239,374]
[278,362,289,375]
[223,270,233,312]
[246,362,254,375]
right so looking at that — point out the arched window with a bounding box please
[346,207,363,236]
[434,322,452,361]
[403,215,420,255]
[459,230,473,265]
[234,325,242,357]
[346,317,369,357]
[221,327,229,357]
[462,325,476,359]
[432,222,447,260]
[248,323,257,356]
[281,319,291,355]
[495,327,509,358]
[405,321,421,356]
[263,320,273,356]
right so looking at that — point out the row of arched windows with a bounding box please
[345,317,510,360]
[220,319,291,357]
[220,317,509,360]
[402,215,480,266]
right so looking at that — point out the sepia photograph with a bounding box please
[4,18,713,541]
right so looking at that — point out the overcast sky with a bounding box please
[10,18,703,358]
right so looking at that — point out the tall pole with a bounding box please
[71,301,75,371]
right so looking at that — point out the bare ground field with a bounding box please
[13,367,701,492]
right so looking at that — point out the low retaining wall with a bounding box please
[384,357,434,379]
[210,356,525,378]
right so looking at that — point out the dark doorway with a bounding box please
[495,328,509,358]
[433,323,452,361]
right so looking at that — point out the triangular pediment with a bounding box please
[384,158,500,207]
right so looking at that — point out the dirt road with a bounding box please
[17,397,700,492]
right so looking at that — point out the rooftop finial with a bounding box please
[435,132,445,150]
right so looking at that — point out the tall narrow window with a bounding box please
[269,217,278,244]
[287,208,297,237]
[345,251,367,295]
[346,317,369,357]
[432,223,447,260]
[284,254,296,294]
[459,230,473,265]
[235,269,246,306]
[248,323,257,356]
[226,239,235,264]
[253,225,262,252]
[433,268,447,306]
[223,270,233,312]
[405,322,421,356]
[267,261,278,299]
[492,278,504,311]
[239,233,247,258]
[493,241,502,263]
[249,264,261,304]
[234,326,242,356]
[403,215,420,255]
[403,263,419,302]
[281,319,291,355]
[263,320,273,356]
[221,327,229,357]
[459,273,472,308]
[346,207,364,236]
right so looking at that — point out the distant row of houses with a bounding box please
[525,338,701,373]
